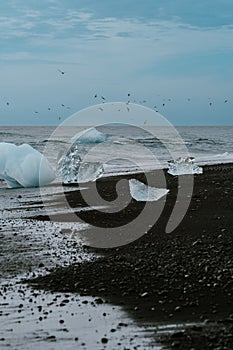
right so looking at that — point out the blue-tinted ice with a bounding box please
[0,142,55,188]
[72,127,108,144]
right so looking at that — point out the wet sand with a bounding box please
[0,188,158,349]
[25,163,233,349]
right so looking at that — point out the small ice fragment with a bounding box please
[129,179,169,202]
[167,157,203,176]
[0,142,55,188]
[72,127,108,144]
[57,144,104,183]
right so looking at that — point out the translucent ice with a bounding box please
[72,127,108,144]
[129,179,169,201]
[167,157,203,176]
[0,142,55,188]
[57,144,104,183]
[76,162,104,183]
[57,144,82,183]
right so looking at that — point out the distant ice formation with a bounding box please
[129,178,169,201]
[57,144,104,183]
[167,157,203,176]
[0,142,55,188]
[72,127,108,144]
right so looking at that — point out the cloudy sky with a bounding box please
[0,0,233,125]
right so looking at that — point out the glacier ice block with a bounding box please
[0,142,55,188]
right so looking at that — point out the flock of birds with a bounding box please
[1,68,230,120]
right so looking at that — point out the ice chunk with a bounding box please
[57,144,104,183]
[167,157,203,176]
[57,144,82,183]
[129,179,169,201]
[0,142,55,188]
[76,162,104,183]
[72,127,108,144]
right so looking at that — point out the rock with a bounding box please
[101,337,108,344]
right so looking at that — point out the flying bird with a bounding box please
[58,69,65,75]
[224,99,228,103]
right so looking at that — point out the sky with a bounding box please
[0,0,233,126]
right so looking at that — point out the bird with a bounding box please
[101,96,106,101]
[98,107,104,111]
[127,93,131,97]
[58,69,65,75]
[224,99,228,103]
[34,111,39,114]
[94,94,98,98]
[61,104,65,107]
[48,107,51,110]
[209,102,212,106]
[6,102,10,106]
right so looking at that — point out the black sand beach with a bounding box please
[24,163,233,348]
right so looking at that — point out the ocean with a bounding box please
[0,125,233,182]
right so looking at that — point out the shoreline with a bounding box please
[25,162,233,348]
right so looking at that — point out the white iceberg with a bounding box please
[129,179,169,202]
[167,157,203,176]
[57,144,104,183]
[72,127,108,144]
[0,142,55,188]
